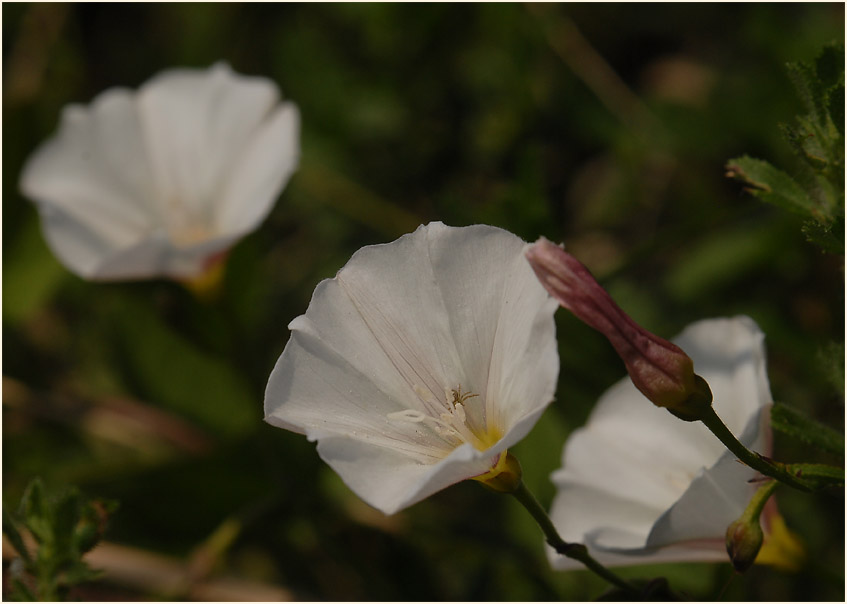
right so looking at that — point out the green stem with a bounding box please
[510,480,638,594]
[699,407,812,492]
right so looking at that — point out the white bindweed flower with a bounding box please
[549,316,802,570]
[20,63,299,281]
[264,222,559,515]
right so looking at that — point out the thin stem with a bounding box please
[699,407,812,492]
[510,480,638,594]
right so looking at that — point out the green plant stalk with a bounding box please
[510,480,638,593]
[748,479,780,516]
[699,406,812,491]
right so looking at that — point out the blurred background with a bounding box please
[3,3,844,600]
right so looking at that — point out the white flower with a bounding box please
[548,316,800,569]
[20,63,299,280]
[264,222,559,515]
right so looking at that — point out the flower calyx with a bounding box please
[725,479,778,572]
[474,451,522,493]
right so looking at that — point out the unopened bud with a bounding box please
[525,238,712,419]
[726,516,764,572]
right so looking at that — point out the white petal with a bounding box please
[549,316,773,567]
[265,222,559,513]
[137,63,283,227]
[20,63,299,281]
[316,437,497,515]
[20,90,159,278]
[93,232,238,280]
[215,103,300,236]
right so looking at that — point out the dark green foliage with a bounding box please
[3,4,844,601]
[727,43,845,253]
[771,403,845,457]
[3,479,117,601]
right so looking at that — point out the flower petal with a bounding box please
[549,316,773,568]
[20,90,159,278]
[137,63,283,227]
[265,222,559,513]
[215,102,300,236]
[315,437,496,515]
[20,63,300,281]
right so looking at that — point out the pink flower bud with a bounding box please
[525,237,712,419]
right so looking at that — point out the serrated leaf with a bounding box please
[726,156,822,219]
[21,479,51,545]
[74,499,116,554]
[3,508,33,565]
[62,560,103,585]
[802,217,845,254]
[778,122,829,171]
[787,60,826,127]
[771,402,844,456]
[53,489,81,558]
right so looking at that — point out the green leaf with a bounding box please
[793,463,845,481]
[726,155,823,219]
[11,577,38,602]
[115,298,258,438]
[786,60,826,127]
[771,402,845,456]
[53,489,81,559]
[74,499,116,554]
[1,213,67,323]
[3,508,33,565]
[61,560,103,585]
[817,340,845,398]
[21,479,51,545]
[802,217,844,254]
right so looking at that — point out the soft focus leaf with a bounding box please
[817,341,845,398]
[52,488,81,558]
[116,298,258,438]
[726,156,820,218]
[771,402,845,456]
[787,463,845,489]
[11,577,38,602]
[21,478,50,544]
[2,508,32,565]
[786,60,826,126]
[2,213,66,322]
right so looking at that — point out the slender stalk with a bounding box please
[699,407,812,492]
[510,480,638,594]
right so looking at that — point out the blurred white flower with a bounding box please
[264,222,559,514]
[548,316,802,570]
[20,63,299,281]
